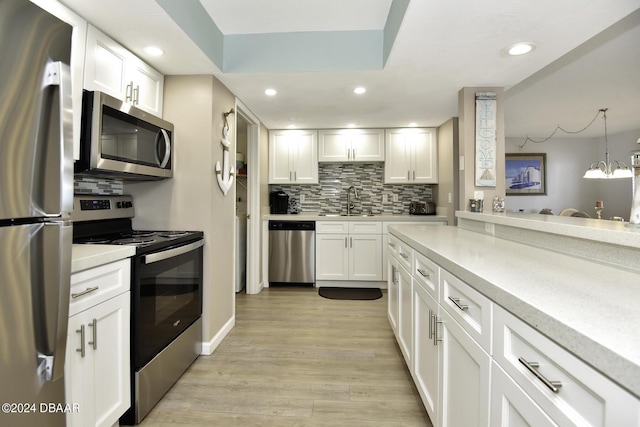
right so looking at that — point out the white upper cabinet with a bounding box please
[84,25,164,117]
[318,129,384,162]
[385,128,438,184]
[269,130,318,184]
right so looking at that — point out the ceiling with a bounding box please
[59,0,640,138]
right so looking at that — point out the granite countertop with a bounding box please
[389,224,640,398]
[263,213,448,222]
[72,244,136,273]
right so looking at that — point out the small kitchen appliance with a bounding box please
[409,201,437,215]
[270,190,289,214]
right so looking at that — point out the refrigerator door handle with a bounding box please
[32,222,72,381]
[35,61,74,218]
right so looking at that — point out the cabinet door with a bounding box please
[490,362,557,427]
[348,234,382,280]
[411,128,438,183]
[384,129,412,183]
[387,256,399,333]
[352,129,384,161]
[292,130,318,183]
[318,131,348,162]
[66,313,93,427]
[413,282,440,425]
[439,309,491,427]
[84,25,128,99]
[92,292,130,427]
[397,265,413,366]
[268,131,294,184]
[129,59,164,117]
[315,234,349,280]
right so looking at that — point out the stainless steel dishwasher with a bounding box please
[269,220,315,285]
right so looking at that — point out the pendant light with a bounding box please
[583,108,632,179]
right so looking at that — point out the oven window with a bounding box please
[135,244,202,368]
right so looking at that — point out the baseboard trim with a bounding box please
[200,315,235,355]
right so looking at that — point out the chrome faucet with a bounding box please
[347,185,359,216]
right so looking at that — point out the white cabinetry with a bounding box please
[316,221,382,283]
[30,0,87,160]
[269,129,318,184]
[66,259,131,427]
[493,305,639,427]
[318,128,384,162]
[385,128,438,184]
[84,25,164,117]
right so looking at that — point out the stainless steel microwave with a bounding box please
[75,91,174,180]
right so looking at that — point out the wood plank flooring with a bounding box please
[139,287,432,426]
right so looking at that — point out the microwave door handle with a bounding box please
[155,129,171,168]
[143,239,204,264]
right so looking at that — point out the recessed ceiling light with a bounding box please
[353,87,366,95]
[265,88,277,96]
[506,42,537,56]
[143,46,164,56]
[347,123,356,128]
[408,122,417,127]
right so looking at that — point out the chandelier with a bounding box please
[583,108,632,179]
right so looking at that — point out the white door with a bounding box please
[387,257,399,333]
[65,312,93,427]
[384,130,411,183]
[397,264,413,366]
[84,25,128,99]
[292,130,318,183]
[269,132,293,184]
[318,131,348,161]
[439,309,491,427]
[413,283,440,425]
[349,234,382,280]
[412,129,438,183]
[129,60,164,117]
[352,129,384,161]
[315,234,349,280]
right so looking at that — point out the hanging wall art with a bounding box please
[475,92,497,187]
[215,109,235,195]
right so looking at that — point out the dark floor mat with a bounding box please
[318,287,383,300]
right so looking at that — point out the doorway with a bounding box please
[234,99,262,295]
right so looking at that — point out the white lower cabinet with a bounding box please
[439,308,491,427]
[66,260,131,427]
[389,233,640,427]
[491,361,557,427]
[413,281,440,425]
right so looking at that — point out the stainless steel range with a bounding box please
[72,195,203,424]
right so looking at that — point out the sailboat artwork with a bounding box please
[475,92,497,187]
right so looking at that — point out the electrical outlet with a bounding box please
[392,194,399,202]
[448,193,452,204]
[382,194,388,203]
[474,191,484,199]
[300,194,305,202]
[485,223,495,235]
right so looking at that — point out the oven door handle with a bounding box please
[143,239,204,264]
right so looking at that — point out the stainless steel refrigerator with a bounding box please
[0,0,74,426]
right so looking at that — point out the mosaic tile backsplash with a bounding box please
[271,163,433,215]
[74,176,124,195]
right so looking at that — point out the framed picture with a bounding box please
[505,153,547,195]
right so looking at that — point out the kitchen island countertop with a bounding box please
[263,213,448,223]
[72,244,135,273]
[389,224,640,398]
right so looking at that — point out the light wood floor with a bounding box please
[139,286,433,426]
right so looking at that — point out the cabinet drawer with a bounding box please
[440,269,492,354]
[413,251,439,300]
[395,239,413,272]
[69,259,130,316]
[316,221,348,234]
[494,305,639,427]
[348,221,381,234]
[387,234,399,257]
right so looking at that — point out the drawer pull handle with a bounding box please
[71,286,99,299]
[518,357,562,393]
[417,268,430,278]
[448,296,468,311]
[88,318,97,350]
[433,315,442,345]
[399,252,408,259]
[428,309,433,339]
[388,242,396,248]
[76,325,85,358]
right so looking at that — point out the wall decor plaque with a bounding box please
[475,92,497,187]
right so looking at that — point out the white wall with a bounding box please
[506,129,640,219]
